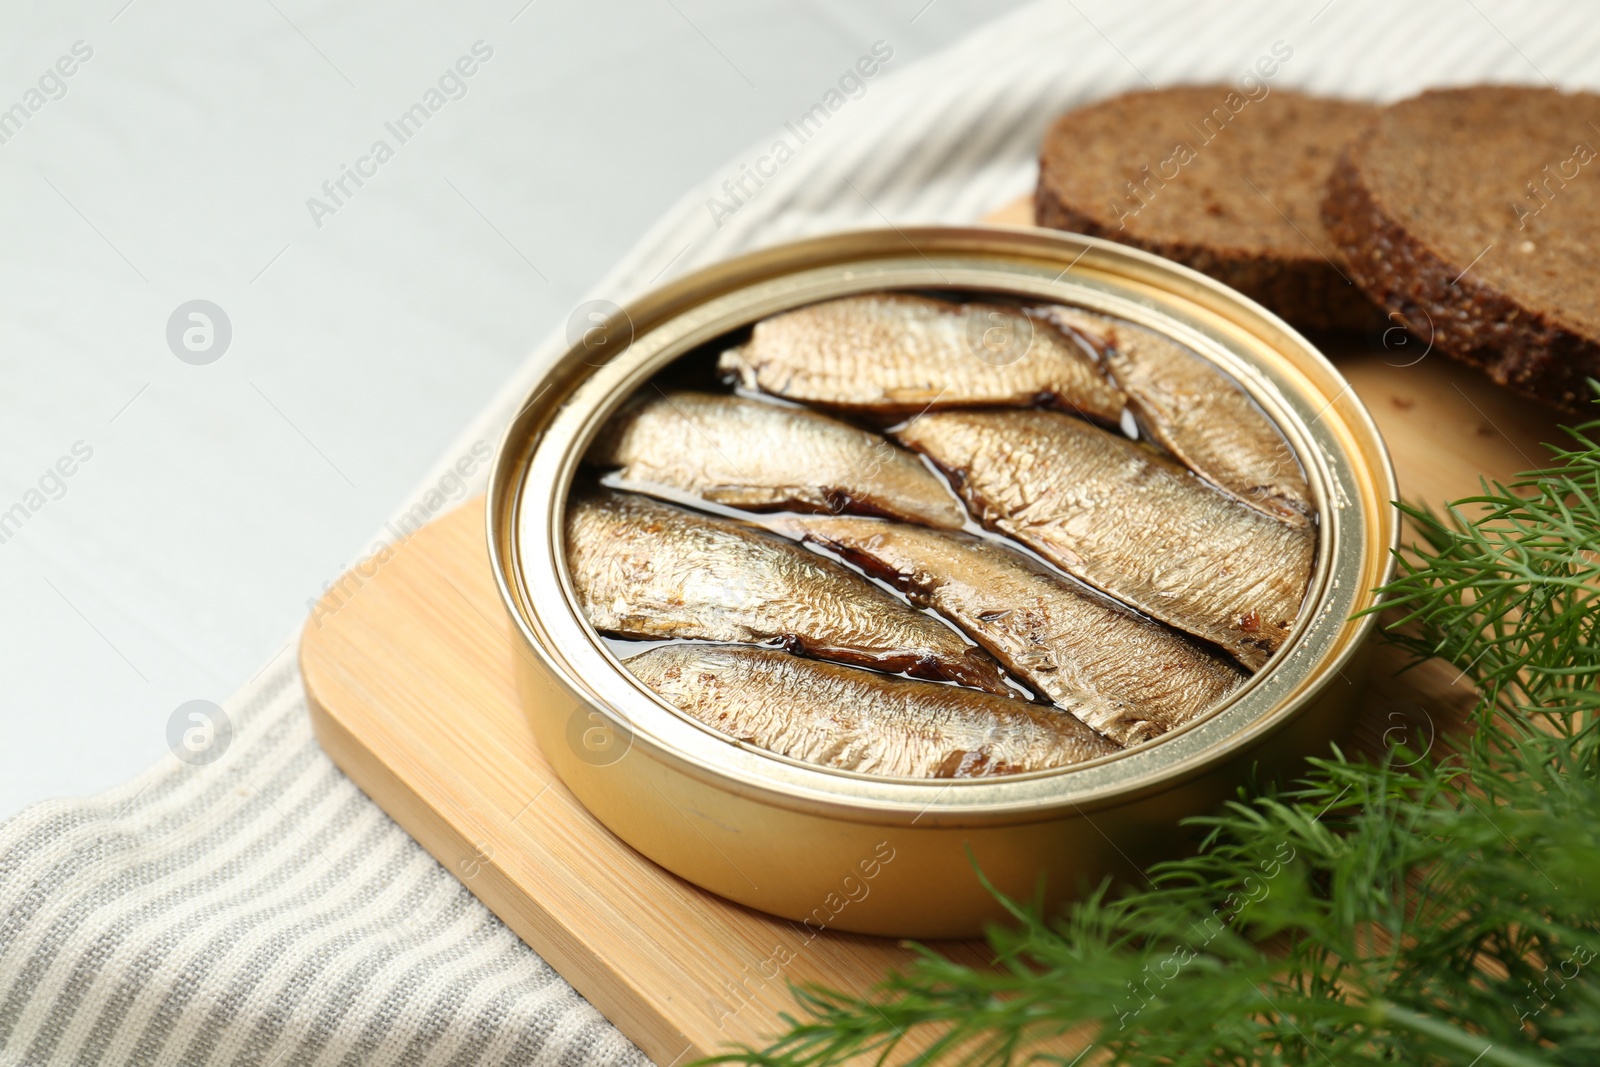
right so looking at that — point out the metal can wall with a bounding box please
[488,226,1398,939]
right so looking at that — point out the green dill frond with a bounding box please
[713,401,1600,1067]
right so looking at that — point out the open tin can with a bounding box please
[487,226,1397,939]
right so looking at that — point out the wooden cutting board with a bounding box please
[300,197,1565,1066]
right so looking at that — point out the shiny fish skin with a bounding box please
[1038,305,1313,526]
[626,644,1121,777]
[718,293,1126,423]
[770,516,1245,745]
[894,410,1314,670]
[566,488,1010,694]
[587,389,965,528]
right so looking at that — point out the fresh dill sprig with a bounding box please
[716,401,1600,1067]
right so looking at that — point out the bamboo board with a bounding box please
[300,197,1567,1065]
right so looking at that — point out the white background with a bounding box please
[0,0,1024,819]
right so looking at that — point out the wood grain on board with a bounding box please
[300,195,1570,1065]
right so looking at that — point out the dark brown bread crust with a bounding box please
[1321,87,1600,411]
[1035,86,1381,331]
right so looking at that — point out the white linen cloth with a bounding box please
[4,1,1598,1063]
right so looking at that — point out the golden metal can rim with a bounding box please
[487,225,1399,828]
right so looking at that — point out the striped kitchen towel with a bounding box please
[4,1,1598,1063]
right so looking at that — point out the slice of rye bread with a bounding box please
[1323,85,1600,411]
[1036,86,1381,331]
